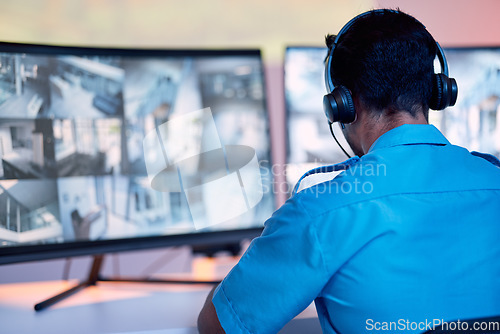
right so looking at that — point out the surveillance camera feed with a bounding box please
[0,46,274,250]
[432,47,500,156]
[284,47,354,189]
[284,46,500,189]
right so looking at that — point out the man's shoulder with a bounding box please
[291,155,393,218]
[292,145,500,219]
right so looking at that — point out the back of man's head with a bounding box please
[326,9,437,118]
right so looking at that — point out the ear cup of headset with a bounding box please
[448,76,458,106]
[323,85,356,124]
[430,73,458,110]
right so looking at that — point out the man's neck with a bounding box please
[360,111,428,154]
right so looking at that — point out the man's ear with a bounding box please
[351,111,358,124]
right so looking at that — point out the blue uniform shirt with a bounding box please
[212,124,500,334]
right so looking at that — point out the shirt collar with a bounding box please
[368,124,450,153]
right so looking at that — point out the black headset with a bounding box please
[323,9,458,125]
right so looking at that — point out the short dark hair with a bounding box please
[325,9,437,117]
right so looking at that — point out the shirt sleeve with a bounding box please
[212,194,330,334]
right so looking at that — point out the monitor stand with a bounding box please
[34,254,221,311]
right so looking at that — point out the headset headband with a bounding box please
[324,9,449,93]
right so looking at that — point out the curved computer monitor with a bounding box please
[0,42,274,265]
[284,46,500,189]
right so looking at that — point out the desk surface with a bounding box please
[0,279,321,334]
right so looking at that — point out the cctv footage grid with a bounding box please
[0,51,274,247]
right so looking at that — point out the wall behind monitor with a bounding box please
[0,0,371,62]
[375,0,500,47]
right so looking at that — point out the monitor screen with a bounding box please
[432,47,500,157]
[284,46,354,189]
[284,46,500,189]
[0,42,274,264]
